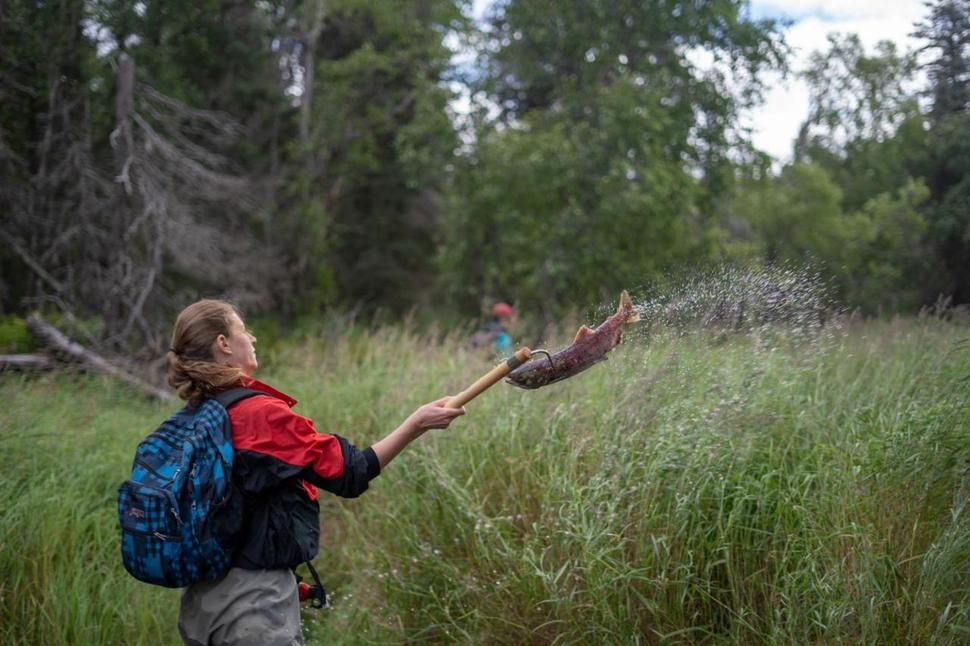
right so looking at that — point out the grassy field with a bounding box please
[1,317,968,644]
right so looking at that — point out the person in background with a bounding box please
[470,302,515,357]
[490,302,515,356]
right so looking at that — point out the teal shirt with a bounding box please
[494,330,513,356]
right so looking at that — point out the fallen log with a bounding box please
[26,313,175,401]
[0,354,55,370]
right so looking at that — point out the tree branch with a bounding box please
[0,228,66,293]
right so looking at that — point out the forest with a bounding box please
[1,0,968,358]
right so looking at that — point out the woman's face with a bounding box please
[218,311,258,375]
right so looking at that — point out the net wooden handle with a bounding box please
[445,347,532,409]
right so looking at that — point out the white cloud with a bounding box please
[754,0,925,21]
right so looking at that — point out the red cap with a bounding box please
[492,302,514,318]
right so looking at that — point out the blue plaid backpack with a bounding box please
[118,387,262,587]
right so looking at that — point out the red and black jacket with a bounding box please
[225,377,381,570]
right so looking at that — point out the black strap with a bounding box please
[302,561,330,609]
[506,354,527,370]
[212,387,264,409]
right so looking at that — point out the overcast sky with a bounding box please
[463,0,930,163]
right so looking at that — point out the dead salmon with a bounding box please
[506,291,641,389]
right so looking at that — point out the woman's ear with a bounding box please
[213,333,232,358]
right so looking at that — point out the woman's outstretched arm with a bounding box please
[370,397,465,468]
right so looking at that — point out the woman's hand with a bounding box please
[407,397,466,432]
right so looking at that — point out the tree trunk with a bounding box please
[299,0,325,141]
[27,313,174,401]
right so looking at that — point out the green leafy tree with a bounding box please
[924,112,970,301]
[914,0,970,123]
[796,33,926,212]
[444,0,787,320]
[843,180,931,311]
[758,30,934,311]
[914,0,970,302]
[444,108,699,322]
[291,0,467,313]
[797,34,919,151]
[730,162,850,266]
[725,163,929,312]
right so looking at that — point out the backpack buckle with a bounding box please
[296,561,331,610]
[297,580,329,609]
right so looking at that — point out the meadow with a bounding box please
[1,316,968,644]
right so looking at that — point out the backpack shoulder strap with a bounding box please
[212,387,265,410]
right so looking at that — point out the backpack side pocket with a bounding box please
[118,481,185,587]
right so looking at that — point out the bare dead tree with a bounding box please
[89,54,284,357]
[2,50,285,372]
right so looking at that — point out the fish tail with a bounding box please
[618,290,640,322]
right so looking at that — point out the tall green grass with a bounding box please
[1,319,968,644]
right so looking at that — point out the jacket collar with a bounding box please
[240,376,298,408]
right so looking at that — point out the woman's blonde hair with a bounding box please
[166,299,245,407]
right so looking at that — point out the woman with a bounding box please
[167,299,464,645]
